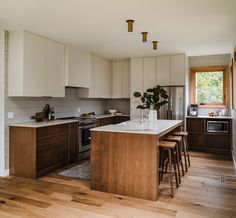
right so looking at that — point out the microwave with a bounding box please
[206,120,229,133]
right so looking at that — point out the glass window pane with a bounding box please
[195,71,223,104]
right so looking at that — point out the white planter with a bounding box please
[148,109,158,129]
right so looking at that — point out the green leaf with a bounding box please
[143,92,149,98]
[146,88,153,93]
[141,96,146,103]
[133,92,142,97]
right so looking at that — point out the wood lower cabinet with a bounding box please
[68,122,78,161]
[115,116,130,124]
[96,115,130,127]
[187,117,232,154]
[97,117,115,127]
[10,122,77,179]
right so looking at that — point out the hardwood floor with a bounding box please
[0,151,236,218]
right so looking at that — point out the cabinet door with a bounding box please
[69,122,77,161]
[23,31,46,96]
[90,55,112,98]
[65,45,91,88]
[130,58,143,95]
[143,57,156,91]
[186,118,204,133]
[122,60,130,98]
[46,40,65,97]
[36,124,68,176]
[170,54,185,85]
[115,116,130,124]
[99,117,115,126]
[112,61,122,98]
[130,58,143,118]
[156,56,171,86]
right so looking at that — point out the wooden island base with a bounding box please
[91,132,159,200]
[90,121,182,201]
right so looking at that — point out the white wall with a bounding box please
[0,29,6,176]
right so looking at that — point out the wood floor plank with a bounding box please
[0,151,235,217]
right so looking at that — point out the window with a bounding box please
[190,66,228,107]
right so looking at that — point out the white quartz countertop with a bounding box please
[91,119,182,136]
[9,119,78,128]
[186,115,232,119]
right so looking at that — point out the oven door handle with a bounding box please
[79,126,83,147]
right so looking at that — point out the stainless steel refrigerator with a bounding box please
[157,86,185,121]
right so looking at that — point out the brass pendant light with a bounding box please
[152,41,158,50]
[126,19,134,32]
[141,32,148,42]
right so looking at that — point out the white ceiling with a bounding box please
[0,0,236,60]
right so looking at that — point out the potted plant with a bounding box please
[133,85,168,122]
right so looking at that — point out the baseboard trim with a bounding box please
[0,169,9,177]
[232,151,236,171]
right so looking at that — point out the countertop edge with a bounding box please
[186,116,232,119]
[9,119,78,128]
[91,120,182,135]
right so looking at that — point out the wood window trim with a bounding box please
[190,65,229,108]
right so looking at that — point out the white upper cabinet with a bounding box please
[122,60,130,98]
[130,54,186,118]
[143,57,156,91]
[112,61,122,98]
[112,59,130,98]
[65,45,91,88]
[46,40,65,97]
[78,55,112,98]
[130,58,144,118]
[8,31,46,96]
[8,30,65,97]
[170,54,185,85]
[156,56,171,86]
[156,54,185,86]
[130,58,143,95]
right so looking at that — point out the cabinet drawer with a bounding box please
[37,124,68,138]
[99,117,115,126]
[37,133,68,151]
[188,133,205,148]
[115,116,130,124]
[36,143,68,171]
[187,118,204,133]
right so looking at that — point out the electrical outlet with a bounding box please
[8,112,14,119]
[78,107,81,113]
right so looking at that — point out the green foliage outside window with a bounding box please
[196,71,223,104]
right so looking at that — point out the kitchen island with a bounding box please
[90,119,182,201]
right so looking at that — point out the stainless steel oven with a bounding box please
[78,120,96,160]
[206,120,229,133]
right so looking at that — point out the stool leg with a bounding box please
[178,141,185,176]
[182,137,188,172]
[168,149,174,198]
[173,147,179,189]
[160,149,165,182]
[175,143,181,184]
[185,136,191,167]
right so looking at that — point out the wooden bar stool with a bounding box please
[159,140,179,198]
[163,135,185,184]
[173,131,191,172]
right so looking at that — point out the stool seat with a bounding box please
[159,141,176,149]
[164,135,182,142]
[173,131,188,137]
